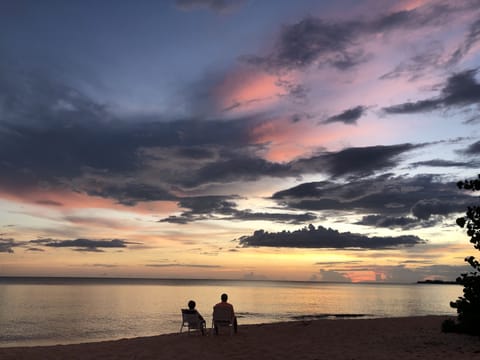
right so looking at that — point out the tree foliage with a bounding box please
[443,175,480,335]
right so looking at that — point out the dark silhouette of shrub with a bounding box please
[443,175,480,335]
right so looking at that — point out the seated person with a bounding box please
[213,293,238,334]
[185,300,206,335]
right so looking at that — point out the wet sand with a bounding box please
[1,316,479,359]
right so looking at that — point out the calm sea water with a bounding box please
[0,277,462,347]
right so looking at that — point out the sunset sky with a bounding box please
[1,0,480,282]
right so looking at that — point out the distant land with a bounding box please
[417,279,458,285]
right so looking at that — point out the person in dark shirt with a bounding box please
[186,300,206,335]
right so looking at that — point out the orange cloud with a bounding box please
[0,187,178,215]
[347,270,378,283]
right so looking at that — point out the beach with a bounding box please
[0,316,479,359]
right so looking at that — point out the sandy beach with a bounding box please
[0,316,479,359]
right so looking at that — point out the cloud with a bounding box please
[448,18,480,65]
[145,263,221,268]
[177,153,293,188]
[160,195,316,224]
[272,174,473,224]
[323,106,367,125]
[410,159,473,168]
[242,3,459,73]
[242,16,363,72]
[31,238,137,252]
[355,215,422,230]
[383,264,470,283]
[92,263,119,268]
[317,269,352,282]
[238,224,425,249]
[312,259,473,283]
[410,198,465,220]
[292,143,422,178]
[85,182,177,206]
[0,66,277,202]
[34,199,64,206]
[383,68,480,114]
[174,0,245,13]
[0,63,453,214]
[379,41,444,81]
[461,140,480,155]
[0,238,17,253]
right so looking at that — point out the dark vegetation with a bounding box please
[442,175,480,335]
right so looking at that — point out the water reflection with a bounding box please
[0,280,462,347]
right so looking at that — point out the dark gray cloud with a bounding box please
[0,66,271,203]
[238,224,425,249]
[461,140,480,155]
[175,0,245,12]
[0,63,441,211]
[410,159,473,168]
[86,183,177,206]
[0,238,130,253]
[31,238,136,252]
[383,68,480,114]
[242,4,458,73]
[0,238,17,253]
[227,210,316,224]
[155,144,326,191]
[179,154,293,188]
[160,196,237,224]
[272,174,473,224]
[145,263,221,268]
[26,247,45,252]
[242,16,362,71]
[160,195,316,224]
[122,141,423,208]
[411,198,466,220]
[292,143,422,178]
[323,106,367,125]
[355,215,421,230]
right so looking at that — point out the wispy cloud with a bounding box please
[323,106,367,125]
[175,0,245,13]
[242,3,464,73]
[30,238,139,252]
[383,68,480,114]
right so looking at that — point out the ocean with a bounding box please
[0,277,462,347]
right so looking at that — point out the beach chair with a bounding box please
[180,309,206,335]
[212,306,235,335]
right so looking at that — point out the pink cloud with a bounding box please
[213,67,285,113]
[247,114,397,162]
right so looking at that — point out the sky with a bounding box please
[1,0,480,283]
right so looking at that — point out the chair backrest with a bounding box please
[182,309,201,326]
[212,305,233,323]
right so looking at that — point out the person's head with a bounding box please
[221,293,228,302]
[188,300,196,310]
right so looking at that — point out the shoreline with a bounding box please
[1,316,479,359]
